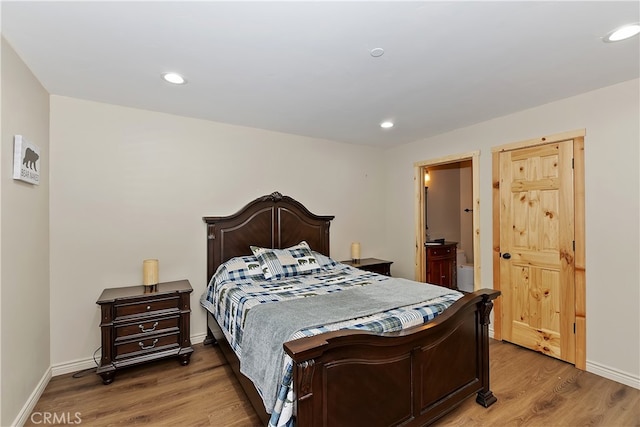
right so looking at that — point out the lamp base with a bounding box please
[143,284,158,293]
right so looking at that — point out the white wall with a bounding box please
[1,37,50,426]
[382,78,640,386]
[49,96,386,366]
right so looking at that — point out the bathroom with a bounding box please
[424,160,474,292]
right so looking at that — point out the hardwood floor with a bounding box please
[26,340,639,426]
[25,343,261,426]
[438,341,639,426]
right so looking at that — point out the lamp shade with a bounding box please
[351,242,361,262]
[143,259,159,286]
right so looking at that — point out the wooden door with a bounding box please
[499,140,575,363]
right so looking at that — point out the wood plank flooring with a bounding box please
[26,340,639,426]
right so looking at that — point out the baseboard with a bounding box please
[12,366,52,427]
[587,360,640,390]
[191,331,208,345]
[51,356,98,377]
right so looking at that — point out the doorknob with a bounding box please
[502,253,511,260]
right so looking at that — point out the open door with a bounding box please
[414,152,480,287]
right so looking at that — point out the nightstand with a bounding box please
[341,258,393,276]
[96,280,194,384]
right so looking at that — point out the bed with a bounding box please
[202,192,499,426]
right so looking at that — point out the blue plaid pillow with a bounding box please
[251,241,322,280]
[312,251,340,270]
[214,255,265,283]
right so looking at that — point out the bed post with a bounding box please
[476,295,497,407]
[203,325,217,346]
[293,359,317,427]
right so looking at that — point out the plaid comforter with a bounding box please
[201,258,462,427]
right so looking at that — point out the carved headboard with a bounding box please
[203,192,335,283]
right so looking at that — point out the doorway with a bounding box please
[414,151,480,289]
[492,130,586,370]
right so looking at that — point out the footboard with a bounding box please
[284,289,500,426]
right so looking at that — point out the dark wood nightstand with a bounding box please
[96,280,194,384]
[341,258,393,276]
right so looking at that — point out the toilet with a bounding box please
[456,249,474,292]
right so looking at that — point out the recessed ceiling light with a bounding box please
[162,72,187,85]
[380,121,394,129]
[370,48,385,58]
[603,23,640,42]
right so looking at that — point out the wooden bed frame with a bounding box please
[203,192,500,426]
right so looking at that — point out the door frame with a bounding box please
[414,151,480,287]
[491,129,586,370]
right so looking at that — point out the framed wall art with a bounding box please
[13,135,40,185]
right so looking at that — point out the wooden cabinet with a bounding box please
[425,242,457,289]
[96,280,194,384]
[341,258,393,276]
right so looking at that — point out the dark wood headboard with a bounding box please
[203,192,335,282]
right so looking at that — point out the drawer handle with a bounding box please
[146,305,151,310]
[139,339,159,350]
[139,321,159,333]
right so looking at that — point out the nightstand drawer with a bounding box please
[115,296,179,318]
[427,246,454,258]
[115,332,180,360]
[115,315,180,340]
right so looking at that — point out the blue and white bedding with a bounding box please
[200,249,462,427]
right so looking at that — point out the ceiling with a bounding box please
[2,1,639,148]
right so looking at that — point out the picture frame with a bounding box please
[13,135,40,185]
